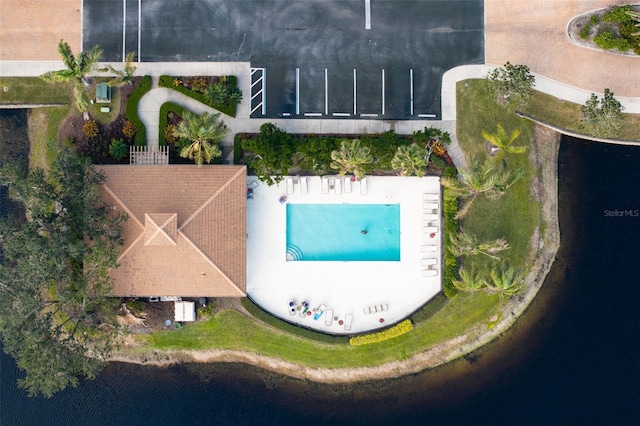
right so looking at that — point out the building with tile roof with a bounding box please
[98,165,247,297]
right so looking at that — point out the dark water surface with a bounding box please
[2,135,639,425]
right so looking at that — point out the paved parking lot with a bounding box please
[84,0,484,119]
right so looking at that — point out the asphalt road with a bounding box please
[84,0,484,119]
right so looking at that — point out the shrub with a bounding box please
[164,125,178,144]
[188,76,208,93]
[82,120,100,139]
[109,138,128,160]
[349,320,413,345]
[442,183,460,298]
[430,155,446,168]
[594,30,617,50]
[122,120,137,139]
[579,23,592,40]
[125,75,152,145]
[590,14,600,25]
[603,5,633,23]
[158,102,187,146]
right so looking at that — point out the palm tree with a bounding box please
[40,40,105,113]
[447,228,510,260]
[330,139,373,179]
[487,264,525,296]
[390,144,428,177]
[481,123,526,157]
[441,157,524,217]
[453,266,488,292]
[107,51,137,87]
[173,111,229,166]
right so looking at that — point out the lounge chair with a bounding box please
[335,177,342,194]
[421,245,437,252]
[422,269,438,277]
[421,258,437,266]
[423,202,438,210]
[321,177,329,193]
[423,226,438,234]
[360,177,368,195]
[426,225,440,233]
[288,299,297,316]
[286,178,294,195]
[423,213,439,221]
[423,193,439,201]
[325,309,334,326]
[313,304,326,320]
[344,314,353,331]
[301,177,308,194]
[344,176,352,193]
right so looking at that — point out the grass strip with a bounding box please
[0,77,71,105]
[125,76,152,146]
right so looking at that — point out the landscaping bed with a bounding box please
[569,4,640,55]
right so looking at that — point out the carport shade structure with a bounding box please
[98,165,247,297]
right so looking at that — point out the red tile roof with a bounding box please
[98,165,247,297]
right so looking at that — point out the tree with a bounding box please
[107,51,137,87]
[40,40,105,113]
[487,264,525,296]
[447,228,510,260]
[391,144,428,176]
[481,123,526,158]
[109,138,128,160]
[486,62,535,110]
[441,157,524,217]
[453,267,488,292]
[330,139,373,179]
[241,123,294,185]
[0,148,126,397]
[579,88,624,138]
[173,111,228,166]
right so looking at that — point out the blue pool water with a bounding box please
[286,204,400,261]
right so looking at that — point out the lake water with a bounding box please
[1,134,639,425]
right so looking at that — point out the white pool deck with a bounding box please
[246,175,442,335]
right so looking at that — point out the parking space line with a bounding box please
[410,69,414,116]
[353,69,357,115]
[122,0,126,60]
[296,68,300,115]
[325,68,328,116]
[381,68,385,116]
[138,0,141,61]
[365,0,371,30]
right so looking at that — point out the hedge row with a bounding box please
[158,102,188,147]
[349,319,413,346]
[125,75,152,146]
[442,166,460,298]
[240,298,350,344]
[158,75,238,117]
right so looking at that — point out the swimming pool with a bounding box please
[286,204,400,261]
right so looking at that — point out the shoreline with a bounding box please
[109,123,561,384]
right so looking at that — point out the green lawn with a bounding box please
[0,77,71,105]
[522,90,640,141]
[456,80,540,273]
[142,291,501,368]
